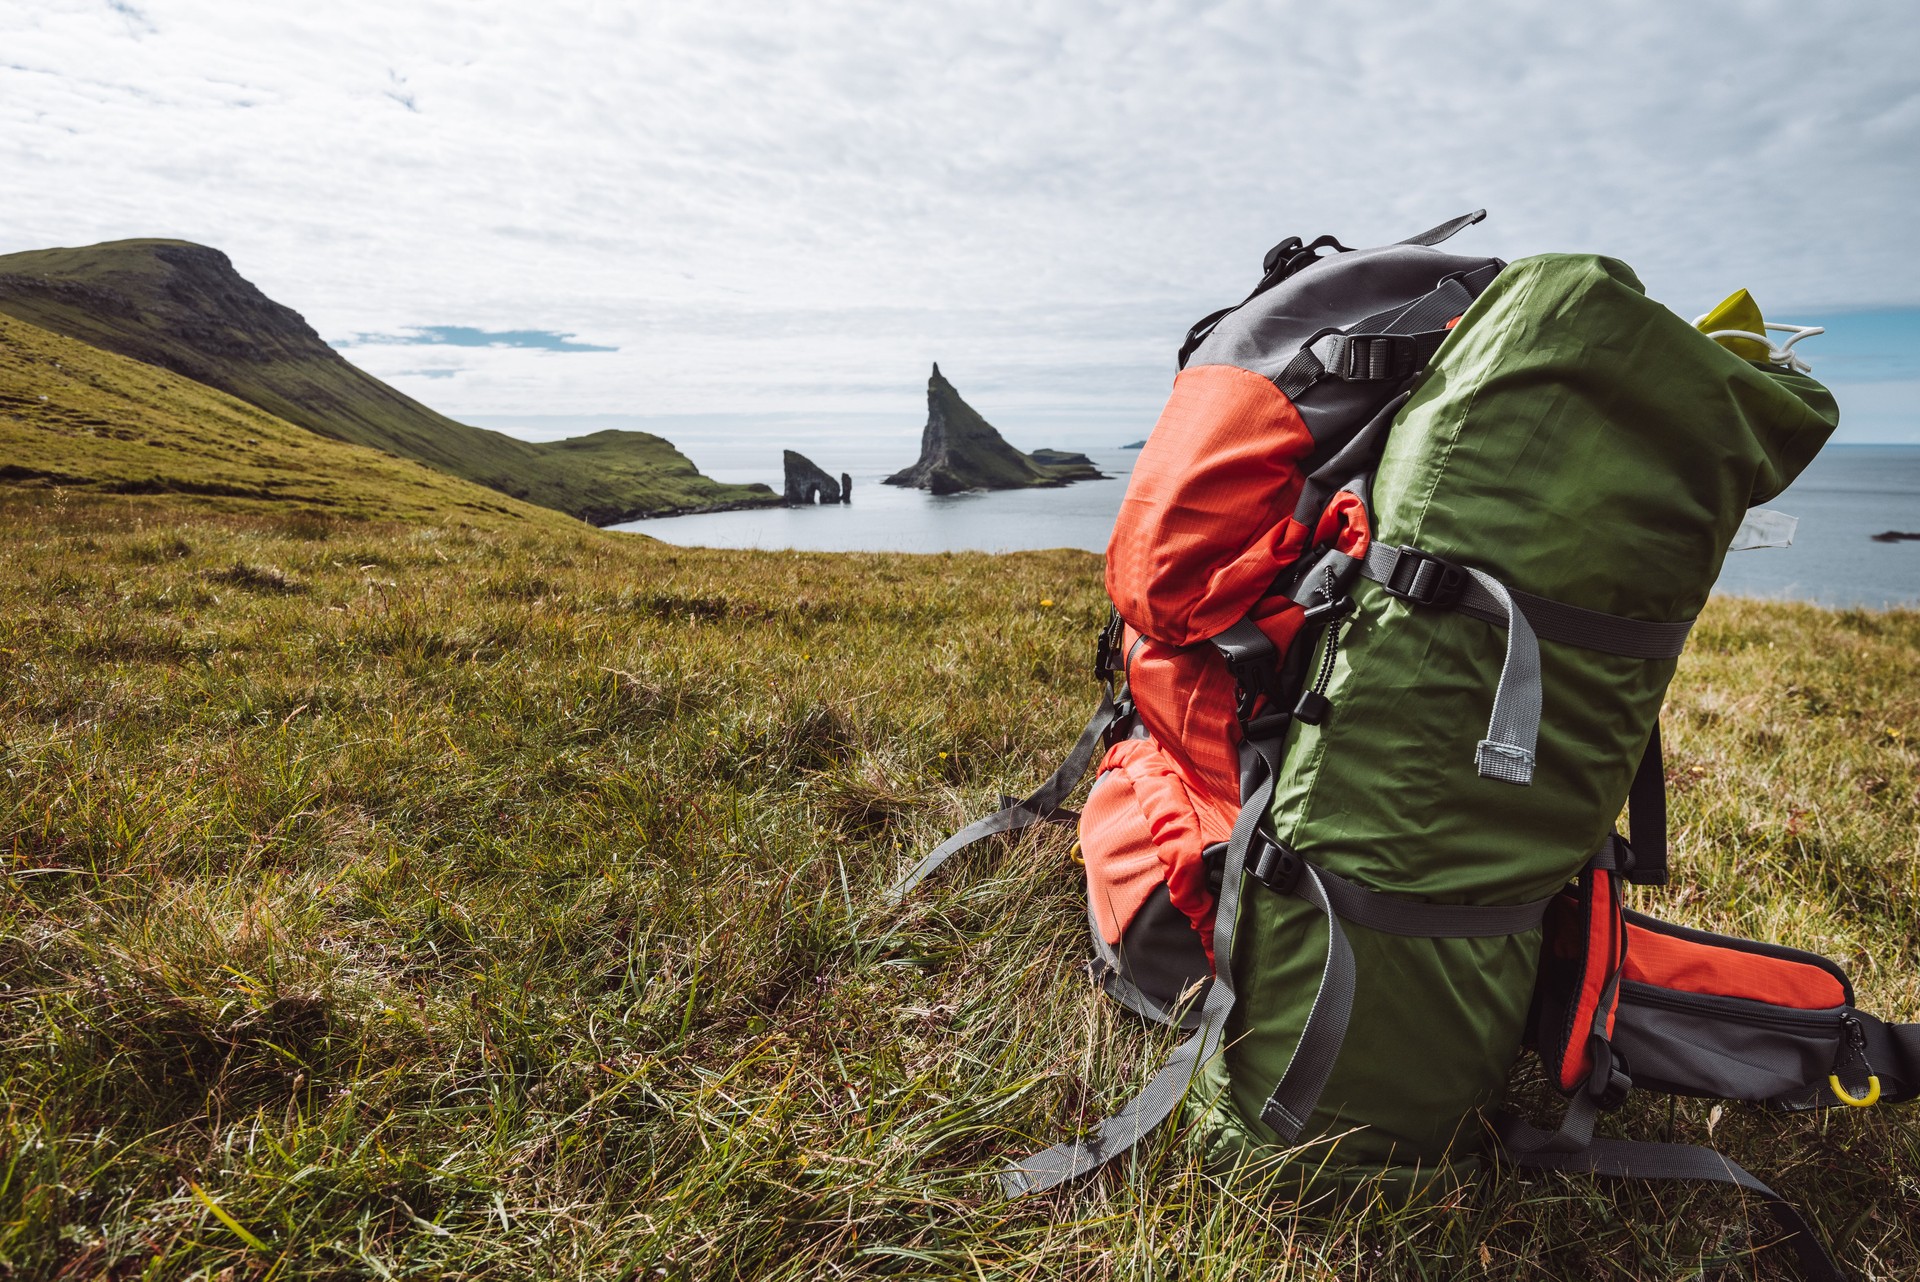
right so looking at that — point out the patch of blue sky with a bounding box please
[1801,307,1920,382]
[335,326,615,353]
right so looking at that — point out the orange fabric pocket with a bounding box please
[1081,737,1237,967]
[1105,364,1316,645]
[1622,914,1849,1010]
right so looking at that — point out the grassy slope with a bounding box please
[0,487,1915,1279]
[0,311,580,531]
[0,240,776,524]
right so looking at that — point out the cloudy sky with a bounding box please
[4,0,1919,461]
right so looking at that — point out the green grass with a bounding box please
[0,240,778,524]
[0,487,1915,1279]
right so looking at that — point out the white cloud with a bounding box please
[2,0,1917,444]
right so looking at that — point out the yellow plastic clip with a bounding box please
[1828,1073,1882,1108]
[1068,841,1085,867]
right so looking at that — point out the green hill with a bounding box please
[0,309,576,529]
[0,239,776,524]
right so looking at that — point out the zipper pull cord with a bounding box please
[1294,567,1353,726]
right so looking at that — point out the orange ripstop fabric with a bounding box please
[1121,596,1305,806]
[1313,489,1374,558]
[1558,871,1622,1091]
[1624,923,1847,1010]
[1107,364,1316,645]
[1080,738,1238,965]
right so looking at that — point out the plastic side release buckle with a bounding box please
[1249,835,1304,897]
[1381,545,1468,609]
[1586,1037,1632,1111]
[1333,333,1420,382]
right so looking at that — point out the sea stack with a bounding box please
[883,363,1105,494]
[782,450,848,505]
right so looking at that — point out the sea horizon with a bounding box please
[582,441,1920,611]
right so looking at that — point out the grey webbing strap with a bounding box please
[1504,588,1694,660]
[887,689,1117,904]
[1000,736,1282,1196]
[1624,725,1669,884]
[1361,543,1693,660]
[1273,263,1501,402]
[1313,866,1555,938]
[1398,208,1487,247]
[1253,860,1552,1140]
[1464,567,1540,785]
[1256,865,1355,1139]
[1493,1111,1848,1282]
[1500,1091,1602,1156]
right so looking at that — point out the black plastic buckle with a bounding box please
[1381,545,1468,609]
[1262,236,1305,276]
[1249,835,1304,896]
[1586,1038,1632,1111]
[1336,333,1419,382]
[1225,656,1284,710]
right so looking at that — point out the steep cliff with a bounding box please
[882,364,1104,494]
[0,240,776,524]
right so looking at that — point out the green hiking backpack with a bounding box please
[893,214,1915,1281]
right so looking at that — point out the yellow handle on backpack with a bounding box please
[1828,1073,1881,1108]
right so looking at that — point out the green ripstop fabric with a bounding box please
[1195,254,1838,1189]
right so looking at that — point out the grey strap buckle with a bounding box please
[1381,544,1469,609]
[1248,835,1304,896]
[1310,332,1421,383]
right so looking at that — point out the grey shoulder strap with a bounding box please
[1000,733,1285,1195]
[886,688,1117,903]
[1494,1105,1849,1282]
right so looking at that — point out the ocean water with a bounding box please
[617,444,1920,610]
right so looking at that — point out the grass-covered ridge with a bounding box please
[0,311,581,531]
[1,489,1915,1279]
[0,240,777,523]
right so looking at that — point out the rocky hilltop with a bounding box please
[883,364,1105,494]
[0,240,776,525]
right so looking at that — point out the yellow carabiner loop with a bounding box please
[1068,841,1085,867]
[1828,1073,1882,1108]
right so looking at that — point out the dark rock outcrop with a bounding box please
[783,450,848,505]
[883,364,1106,494]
